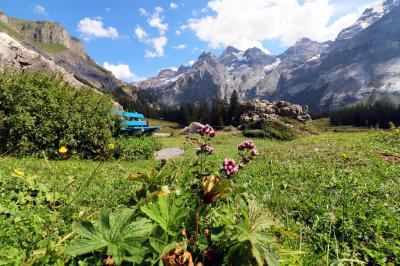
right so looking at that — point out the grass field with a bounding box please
[1,120,399,264]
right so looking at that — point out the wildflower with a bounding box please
[237,140,256,151]
[107,143,115,150]
[58,146,68,155]
[13,169,24,176]
[155,185,171,197]
[202,144,214,154]
[198,124,216,138]
[223,158,238,176]
[251,149,259,157]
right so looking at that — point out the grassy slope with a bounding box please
[1,122,399,263]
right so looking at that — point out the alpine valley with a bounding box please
[1,0,400,111]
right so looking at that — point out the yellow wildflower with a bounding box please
[107,143,115,150]
[13,169,24,176]
[58,146,68,155]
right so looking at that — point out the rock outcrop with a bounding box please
[240,100,311,124]
[182,122,204,134]
[0,32,82,88]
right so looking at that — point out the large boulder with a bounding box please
[182,122,203,134]
[240,100,311,125]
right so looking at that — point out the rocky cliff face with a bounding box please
[0,32,82,87]
[0,12,126,95]
[273,6,400,111]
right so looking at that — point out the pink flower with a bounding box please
[202,144,214,154]
[223,158,238,176]
[198,124,216,138]
[237,140,256,151]
[251,149,259,157]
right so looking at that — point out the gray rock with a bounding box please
[240,100,311,124]
[0,32,82,88]
[182,122,204,134]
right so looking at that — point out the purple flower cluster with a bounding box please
[198,124,216,138]
[237,140,259,168]
[237,140,256,151]
[202,144,214,154]
[223,158,238,176]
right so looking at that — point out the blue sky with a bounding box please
[1,0,377,81]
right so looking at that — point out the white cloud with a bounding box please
[170,2,179,9]
[135,7,170,58]
[175,25,188,36]
[188,0,363,51]
[173,44,187,49]
[169,67,179,71]
[135,25,148,42]
[138,8,149,16]
[77,18,119,41]
[105,8,111,12]
[188,60,196,66]
[135,26,168,58]
[103,62,145,82]
[33,4,48,16]
[145,36,168,58]
[148,7,168,34]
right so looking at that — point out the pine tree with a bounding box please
[229,90,241,126]
[198,99,210,124]
[211,97,225,127]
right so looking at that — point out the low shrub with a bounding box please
[0,70,120,158]
[113,136,161,160]
[243,119,297,140]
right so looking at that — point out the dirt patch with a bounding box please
[155,148,184,160]
[378,152,400,164]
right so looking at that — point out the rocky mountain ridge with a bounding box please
[137,0,400,111]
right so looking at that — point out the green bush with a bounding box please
[0,70,119,158]
[243,119,297,140]
[114,136,161,160]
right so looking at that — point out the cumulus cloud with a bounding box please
[148,7,168,34]
[173,44,187,49]
[103,62,145,82]
[135,7,170,58]
[188,0,362,51]
[145,36,168,58]
[135,25,148,42]
[33,4,48,16]
[77,18,119,41]
[170,2,179,9]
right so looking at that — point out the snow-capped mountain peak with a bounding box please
[336,0,400,41]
